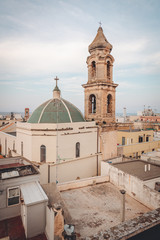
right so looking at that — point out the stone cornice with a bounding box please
[82,82,118,88]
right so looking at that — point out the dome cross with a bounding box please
[54,76,59,87]
[98,21,102,27]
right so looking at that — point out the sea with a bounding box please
[0,112,137,118]
[0,112,25,118]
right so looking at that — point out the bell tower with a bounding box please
[83,26,118,123]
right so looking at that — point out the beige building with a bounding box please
[82,26,118,160]
[82,26,118,124]
[117,129,160,158]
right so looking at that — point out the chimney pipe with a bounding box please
[120,189,126,222]
[123,107,126,122]
[144,165,147,172]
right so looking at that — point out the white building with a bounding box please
[0,27,118,182]
[0,157,48,238]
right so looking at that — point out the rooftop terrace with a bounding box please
[60,182,150,238]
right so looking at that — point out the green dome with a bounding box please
[28,98,85,123]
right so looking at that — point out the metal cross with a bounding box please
[54,76,59,86]
[99,21,102,27]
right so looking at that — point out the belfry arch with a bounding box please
[91,61,96,77]
[89,94,96,114]
[107,61,110,79]
[107,94,112,113]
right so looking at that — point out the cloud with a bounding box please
[0,38,88,79]
[16,87,34,92]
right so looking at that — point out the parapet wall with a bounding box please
[57,175,109,192]
[101,161,160,209]
[81,208,160,239]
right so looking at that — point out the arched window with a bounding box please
[107,94,112,113]
[107,61,110,79]
[76,142,80,158]
[40,145,46,162]
[91,61,96,77]
[89,94,96,114]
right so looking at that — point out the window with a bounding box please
[91,61,96,77]
[122,137,125,145]
[146,136,149,142]
[76,142,80,158]
[40,145,46,162]
[7,187,20,206]
[107,94,112,113]
[89,94,96,114]
[139,136,143,143]
[21,142,23,156]
[107,61,110,79]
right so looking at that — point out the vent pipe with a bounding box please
[144,165,147,172]
[120,189,126,222]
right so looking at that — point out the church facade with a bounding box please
[0,26,118,176]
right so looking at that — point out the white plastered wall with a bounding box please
[0,131,16,156]
[16,121,98,163]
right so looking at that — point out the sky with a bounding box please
[0,0,160,115]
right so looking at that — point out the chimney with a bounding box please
[144,165,147,172]
[123,107,126,122]
[120,189,126,222]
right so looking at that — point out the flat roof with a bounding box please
[21,181,48,206]
[60,182,150,238]
[0,164,39,180]
[113,160,160,181]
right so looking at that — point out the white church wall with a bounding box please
[16,121,98,163]
[58,130,97,160]
[32,135,57,163]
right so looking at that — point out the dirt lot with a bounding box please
[60,182,151,238]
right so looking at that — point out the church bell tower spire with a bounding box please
[83,26,118,123]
